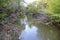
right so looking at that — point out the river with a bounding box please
[19,16,60,40]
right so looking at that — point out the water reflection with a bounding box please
[19,25,40,40]
[19,16,41,40]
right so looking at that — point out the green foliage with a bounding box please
[26,4,37,14]
[45,0,60,22]
[0,0,25,25]
[26,1,41,14]
[0,0,22,24]
[0,0,10,19]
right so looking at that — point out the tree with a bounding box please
[26,2,40,14]
[45,0,60,22]
[0,0,22,24]
[0,0,11,21]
